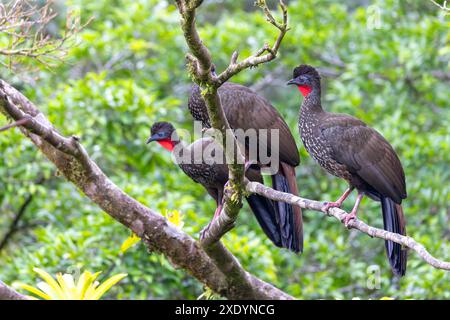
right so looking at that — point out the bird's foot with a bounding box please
[200,221,213,240]
[321,201,342,213]
[200,205,222,240]
[342,212,357,228]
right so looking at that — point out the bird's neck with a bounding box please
[300,88,323,117]
[158,133,182,153]
[158,139,176,152]
[171,140,191,166]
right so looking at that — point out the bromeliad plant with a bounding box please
[15,268,127,300]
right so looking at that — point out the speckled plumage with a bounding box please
[188,83,303,253]
[189,83,300,167]
[177,138,229,203]
[147,122,297,251]
[291,64,407,275]
[299,95,353,182]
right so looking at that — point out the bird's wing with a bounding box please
[320,114,406,203]
[219,83,300,167]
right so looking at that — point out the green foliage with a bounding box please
[0,0,448,299]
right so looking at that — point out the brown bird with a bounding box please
[147,121,298,252]
[287,65,407,276]
[188,83,303,253]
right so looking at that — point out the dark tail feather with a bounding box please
[381,196,407,276]
[280,162,304,253]
[271,163,303,253]
[246,195,282,248]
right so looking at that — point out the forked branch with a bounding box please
[0,79,293,300]
[0,0,92,71]
[216,0,289,85]
[174,0,291,252]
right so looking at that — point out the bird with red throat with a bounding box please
[146,121,300,253]
[189,82,304,253]
[287,64,408,276]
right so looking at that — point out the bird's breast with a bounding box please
[179,163,216,187]
[299,115,352,181]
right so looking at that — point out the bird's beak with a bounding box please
[286,77,302,86]
[146,134,159,144]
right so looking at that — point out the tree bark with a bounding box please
[0,79,293,300]
[0,281,28,300]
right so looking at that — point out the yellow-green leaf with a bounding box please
[129,39,150,53]
[120,233,141,254]
[33,268,65,298]
[16,282,52,300]
[16,268,125,300]
[164,209,184,229]
[90,273,127,300]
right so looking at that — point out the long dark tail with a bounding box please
[270,162,303,253]
[381,196,407,276]
[246,195,282,248]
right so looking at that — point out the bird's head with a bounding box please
[146,121,178,152]
[287,64,321,97]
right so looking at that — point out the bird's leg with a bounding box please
[223,160,253,191]
[213,203,223,220]
[322,186,355,213]
[200,204,223,240]
[342,192,364,227]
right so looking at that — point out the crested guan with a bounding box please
[189,82,303,253]
[146,121,300,252]
[287,64,407,276]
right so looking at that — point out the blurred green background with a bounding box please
[0,0,448,299]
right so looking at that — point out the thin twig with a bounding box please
[216,0,289,85]
[246,180,450,271]
[0,117,31,132]
[0,194,33,251]
[0,176,47,252]
[0,0,92,72]
[428,0,450,12]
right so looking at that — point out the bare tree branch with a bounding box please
[428,0,450,13]
[0,194,33,251]
[173,0,292,287]
[216,0,289,85]
[2,0,445,301]
[0,0,92,71]
[0,117,30,132]
[0,176,46,252]
[246,180,450,271]
[0,280,28,300]
[173,0,290,241]
[0,79,293,300]
[174,0,247,249]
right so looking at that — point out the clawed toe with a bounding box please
[342,213,357,228]
[200,223,211,240]
[321,201,341,213]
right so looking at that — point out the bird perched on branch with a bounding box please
[146,121,299,252]
[287,64,407,276]
[188,82,303,253]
